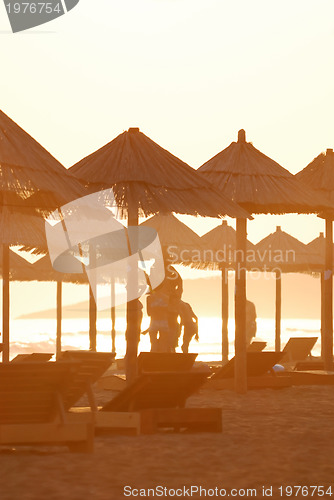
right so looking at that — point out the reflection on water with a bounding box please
[7,317,321,362]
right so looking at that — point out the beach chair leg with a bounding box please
[140,411,158,434]
[67,424,94,453]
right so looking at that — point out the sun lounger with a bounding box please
[290,370,334,386]
[58,350,115,409]
[97,353,198,392]
[294,359,324,371]
[0,362,93,452]
[208,352,291,390]
[247,341,267,352]
[11,353,54,363]
[72,370,221,434]
[281,337,318,364]
[137,352,198,374]
[101,371,209,412]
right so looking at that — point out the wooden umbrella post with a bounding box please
[125,207,139,384]
[111,280,116,354]
[56,280,62,359]
[321,271,325,359]
[275,269,282,352]
[89,244,97,352]
[2,244,9,363]
[234,218,247,393]
[324,218,333,370]
[221,266,229,364]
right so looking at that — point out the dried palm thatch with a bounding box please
[296,148,334,369]
[69,127,249,219]
[0,207,47,249]
[295,149,334,205]
[198,130,328,215]
[0,248,32,279]
[189,220,255,270]
[0,110,87,362]
[255,226,320,351]
[140,213,202,263]
[70,128,251,383]
[254,226,319,273]
[0,110,85,211]
[306,232,334,271]
[11,254,88,284]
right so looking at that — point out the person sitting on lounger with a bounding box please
[179,301,199,354]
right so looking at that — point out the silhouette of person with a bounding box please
[146,289,170,352]
[246,299,257,347]
[179,301,199,353]
[165,266,183,351]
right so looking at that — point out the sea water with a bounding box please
[7,317,321,362]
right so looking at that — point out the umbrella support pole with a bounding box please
[125,208,139,384]
[234,218,247,394]
[324,218,333,370]
[56,281,62,360]
[2,244,9,363]
[221,267,229,364]
[111,281,116,354]
[321,271,325,359]
[89,286,97,351]
[275,270,281,352]
[89,244,97,352]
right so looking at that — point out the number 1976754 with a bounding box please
[5,3,62,14]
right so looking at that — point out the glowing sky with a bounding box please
[0,0,333,314]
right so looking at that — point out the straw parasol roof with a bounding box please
[0,110,87,362]
[295,149,334,205]
[0,248,33,279]
[69,127,249,219]
[0,207,46,249]
[194,220,255,270]
[70,128,251,382]
[198,130,328,215]
[197,130,329,391]
[295,149,334,369]
[254,226,321,352]
[254,226,318,272]
[140,213,201,251]
[11,254,88,284]
[0,110,85,211]
[306,232,334,271]
[197,220,254,363]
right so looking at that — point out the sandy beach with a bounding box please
[1,384,334,499]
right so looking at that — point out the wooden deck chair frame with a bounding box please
[11,353,54,363]
[71,370,221,435]
[281,337,318,364]
[58,350,115,410]
[0,362,94,452]
[137,352,198,374]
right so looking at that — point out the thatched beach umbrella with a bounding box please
[0,109,86,361]
[69,127,249,382]
[255,226,318,352]
[198,129,327,392]
[195,221,255,363]
[307,232,334,358]
[12,254,89,359]
[296,148,334,369]
[140,213,202,262]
